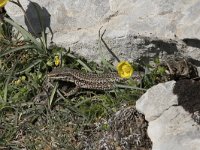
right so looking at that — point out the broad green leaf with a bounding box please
[4,17,44,54]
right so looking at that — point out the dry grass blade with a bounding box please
[48,82,58,109]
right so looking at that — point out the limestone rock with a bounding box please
[148,106,200,150]
[136,80,200,150]
[5,0,200,63]
[136,81,178,121]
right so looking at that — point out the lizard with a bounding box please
[47,67,142,97]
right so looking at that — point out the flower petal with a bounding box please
[0,0,9,8]
[117,61,134,78]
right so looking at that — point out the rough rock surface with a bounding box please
[66,106,152,150]
[5,0,200,64]
[136,80,200,150]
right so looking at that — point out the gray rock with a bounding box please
[136,81,178,121]
[5,0,200,64]
[149,106,200,150]
[136,81,200,150]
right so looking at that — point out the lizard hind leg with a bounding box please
[63,86,80,97]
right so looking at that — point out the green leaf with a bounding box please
[67,53,92,72]
[4,17,44,54]
[16,59,42,75]
[3,65,16,103]
[115,84,147,91]
[0,45,35,57]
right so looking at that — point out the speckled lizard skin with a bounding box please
[48,68,142,96]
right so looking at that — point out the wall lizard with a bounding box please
[47,67,142,96]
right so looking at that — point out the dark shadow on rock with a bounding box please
[0,7,6,20]
[151,39,178,55]
[187,57,200,67]
[173,79,200,114]
[183,38,200,49]
[24,1,53,41]
[134,36,179,65]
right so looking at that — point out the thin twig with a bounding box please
[99,27,120,62]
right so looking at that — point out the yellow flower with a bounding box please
[54,55,60,66]
[0,0,9,8]
[13,76,26,85]
[21,76,26,81]
[117,61,134,78]
[14,79,21,85]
